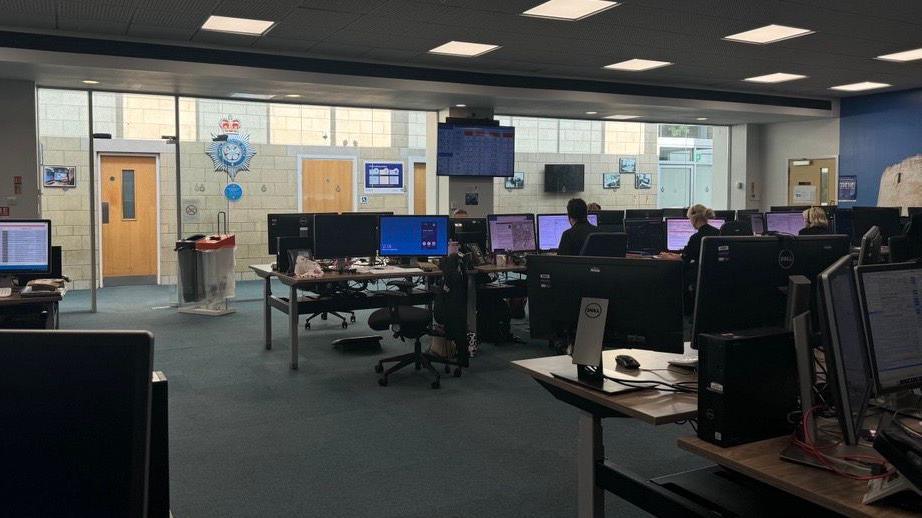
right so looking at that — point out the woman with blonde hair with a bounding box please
[799,207,830,235]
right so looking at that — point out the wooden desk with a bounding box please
[250,265,443,369]
[0,289,64,329]
[513,349,697,518]
[678,435,917,518]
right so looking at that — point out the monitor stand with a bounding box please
[0,275,13,290]
[397,257,417,268]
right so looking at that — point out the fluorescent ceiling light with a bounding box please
[724,24,814,44]
[604,114,640,120]
[231,92,276,100]
[284,94,301,98]
[455,104,467,107]
[522,0,619,21]
[82,80,99,85]
[744,72,807,83]
[585,111,598,115]
[428,41,500,57]
[201,15,275,36]
[696,117,708,121]
[877,48,922,62]
[829,81,891,92]
[604,59,672,72]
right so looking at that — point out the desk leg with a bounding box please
[466,274,477,334]
[577,411,604,518]
[289,285,299,370]
[263,276,272,350]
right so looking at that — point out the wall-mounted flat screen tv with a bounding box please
[436,123,515,177]
[544,164,585,193]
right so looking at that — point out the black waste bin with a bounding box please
[175,235,205,303]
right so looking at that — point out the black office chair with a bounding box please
[579,232,627,257]
[370,294,463,389]
[719,220,753,236]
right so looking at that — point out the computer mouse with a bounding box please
[615,354,640,370]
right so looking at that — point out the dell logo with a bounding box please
[585,302,603,319]
[778,249,795,270]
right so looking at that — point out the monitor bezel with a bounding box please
[535,213,599,252]
[378,215,450,258]
[486,213,536,253]
[0,219,52,276]
[664,217,725,252]
[764,211,806,235]
[311,213,380,259]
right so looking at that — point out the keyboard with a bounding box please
[0,287,11,298]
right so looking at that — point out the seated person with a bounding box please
[799,207,830,235]
[720,219,753,236]
[557,198,597,256]
[681,204,720,269]
[587,202,601,211]
[451,208,469,218]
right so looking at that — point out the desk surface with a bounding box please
[511,349,697,425]
[249,264,443,287]
[475,264,527,274]
[678,435,917,518]
[0,289,64,306]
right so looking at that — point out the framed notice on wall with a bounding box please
[364,161,404,194]
[838,175,857,202]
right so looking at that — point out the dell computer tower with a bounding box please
[697,328,799,447]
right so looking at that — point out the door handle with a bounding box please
[102,202,109,224]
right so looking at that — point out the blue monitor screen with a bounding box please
[436,123,515,177]
[379,216,450,257]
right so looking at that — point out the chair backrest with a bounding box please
[719,220,753,236]
[579,232,627,257]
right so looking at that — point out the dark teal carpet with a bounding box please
[60,282,708,517]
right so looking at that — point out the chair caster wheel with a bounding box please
[321,314,327,320]
[341,322,348,329]
[431,380,440,389]
[453,367,462,377]
[305,323,311,330]
[378,378,388,387]
[444,365,451,374]
[350,315,356,323]
[374,364,383,373]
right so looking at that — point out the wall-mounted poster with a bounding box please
[504,171,525,189]
[364,161,404,194]
[838,175,857,202]
[634,173,652,190]
[619,157,637,174]
[42,165,76,188]
[603,172,620,189]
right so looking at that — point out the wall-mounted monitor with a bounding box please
[436,123,515,177]
[544,164,585,193]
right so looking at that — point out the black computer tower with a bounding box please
[697,328,798,447]
[149,371,170,518]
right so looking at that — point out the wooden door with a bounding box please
[301,159,353,213]
[413,162,427,214]
[788,158,837,206]
[101,155,158,285]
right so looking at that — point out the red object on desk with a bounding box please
[195,234,236,250]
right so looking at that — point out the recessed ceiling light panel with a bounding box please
[696,117,709,121]
[284,94,301,98]
[82,80,100,85]
[877,48,922,62]
[604,114,640,120]
[522,0,619,21]
[724,24,814,44]
[428,41,500,57]
[829,81,891,92]
[744,72,807,83]
[603,58,672,72]
[585,111,598,115]
[201,15,275,36]
[231,92,276,100]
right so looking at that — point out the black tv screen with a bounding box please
[436,123,515,177]
[544,164,585,193]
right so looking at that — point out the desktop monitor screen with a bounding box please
[714,210,736,222]
[449,218,487,250]
[0,219,51,275]
[379,216,449,257]
[312,214,379,259]
[536,213,598,251]
[665,218,725,252]
[748,213,765,235]
[0,330,153,517]
[765,211,806,235]
[544,164,585,193]
[818,255,873,445]
[624,218,665,254]
[487,214,536,253]
[855,262,922,394]
[661,208,688,219]
[437,123,515,177]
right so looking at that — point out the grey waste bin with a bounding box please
[175,235,205,303]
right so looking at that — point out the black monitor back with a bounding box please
[852,207,902,245]
[590,210,625,229]
[527,255,684,352]
[450,218,488,250]
[714,210,736,222]
[834,208,854,243]
[579,232,627,257]
[267,213,314,255]
[0,330,153,518]
[312,214,379,259]
[662,207,688,219]
[625,209,664,220]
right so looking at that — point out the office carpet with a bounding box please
[60,282,710,517]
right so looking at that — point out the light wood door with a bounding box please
[413,162,426,214]
[788,158,837,205]
[101,155,158,284]
[301,159,353,213]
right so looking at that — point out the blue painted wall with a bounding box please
[839,88,922,205]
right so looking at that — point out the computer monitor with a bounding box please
[736,209,760,217]
[624,218,665,254]
[765,211,806,235]
[312,214,379,259]
[747,213,765,235]
[855,261,922,394]
[833,208,854,243]
[818,255,873,445]
[449,217,488,250]
[487,214,536,253]
[857,226,883,266]
[379,215,449,257]
[853,207,902,245]
[536,213,599,251]
[0,219,51,283]
[267,213,315,255]
[527,255,684,352]
[0,330,153,517]
[908,207,922,218]
[661,208,688,219]
[590,210,625,227]
[625,209,664,220]
[665,218,725,252]
[770,205,803,212]
[714,210,736,222]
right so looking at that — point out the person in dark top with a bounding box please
[799,207,830,235]
[682,204,720,267]
[557,198,597,255]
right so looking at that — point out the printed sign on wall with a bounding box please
[364,161,404,194]
[838,175,857,202]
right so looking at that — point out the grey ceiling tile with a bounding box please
[253,36,319,53]
[127,24,199,41]
[212,0,302,21]
[306,41,371,59]
[192,30,260,47]
[57,1,136,22]
[57,19,130,35]
[298,0,388,14]
[131,10,208,30]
